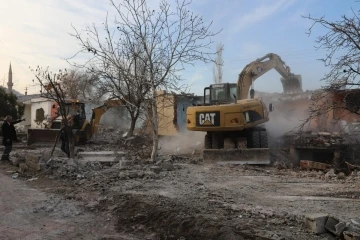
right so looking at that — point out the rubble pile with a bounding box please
[89,126,127,143]
[118,134,153,159]
[305,214,360,239]
[27,147,201,181]
[287,131,345,148]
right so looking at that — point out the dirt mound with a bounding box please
[114,195,270,240]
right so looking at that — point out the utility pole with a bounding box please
[25,87,28,96]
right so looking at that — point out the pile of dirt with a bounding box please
[112,194,271,240]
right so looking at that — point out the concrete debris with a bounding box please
[300,160,331,170]
[161,163,175,171]
[6,123,360,240]
[304,214,360,238]
[343,231,360,240]
[11,173,19,179]
[351,219,360,227]
[337,172,346,179]
[325,169,337,179]
[325,216,347,236]
[150,166,162,174]
[286,131,345,147]
[305,213,328,234]
[77,151,125,163]
[89,126,126,143]
[26,177,38,182]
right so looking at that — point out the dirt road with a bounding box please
[0,164,138,240]
[3,138,360,239]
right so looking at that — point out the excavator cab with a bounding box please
[204,83,237,105]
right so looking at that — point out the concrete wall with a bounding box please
[23,104,31,126]
[142,92,201,136]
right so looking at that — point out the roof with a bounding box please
[17,94,42,103]
[23,97,53,104]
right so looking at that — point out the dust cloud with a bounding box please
[158,131,205,154]
[265,109,307,139]
[99,106,146,130]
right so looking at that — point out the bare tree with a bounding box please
[69,0,220,160]
[298,6,360,131]
[213,42,224,84]
[31,67,76,158]
[303,8,360,86]
[60,69,101,102]
[68,35,153,136]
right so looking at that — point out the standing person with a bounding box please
[1,115,25,162]
[60,127,70,158]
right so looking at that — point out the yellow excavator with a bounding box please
[186,53,302,164]
[27,99,122,146]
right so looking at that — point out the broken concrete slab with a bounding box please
[77,151,126,163]
[344,231,360,240]
[325,216,347,236]
[305,213,328,234]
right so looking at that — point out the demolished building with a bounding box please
[257,88,360,170]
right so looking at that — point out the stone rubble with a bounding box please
[4,125,360,240]
[285,131,345,147]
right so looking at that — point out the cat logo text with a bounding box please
[195,111,220,127]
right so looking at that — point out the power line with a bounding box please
[0,38,36,78]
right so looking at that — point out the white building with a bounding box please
[22,97,53,129]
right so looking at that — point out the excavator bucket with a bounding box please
[27,129,60,146]
[281,74,303,94]
[202,148,270,165]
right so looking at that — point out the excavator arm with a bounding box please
[90,99,123,135]
[237,53,303,100]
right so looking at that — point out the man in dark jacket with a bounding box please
[1,115,26,161]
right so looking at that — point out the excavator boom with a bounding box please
[237,53,302,100]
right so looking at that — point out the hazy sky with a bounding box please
[0,0,357,95]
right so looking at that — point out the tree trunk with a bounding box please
[50,130,61,157]
[127,118,136,137]
[126,109,141,137]
[150,87,159,161]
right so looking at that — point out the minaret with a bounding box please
[7,62,13,92]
